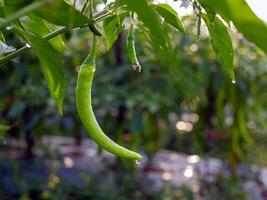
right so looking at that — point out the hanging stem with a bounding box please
[88,0,101,36]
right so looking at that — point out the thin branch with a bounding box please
[0,46,30,65]
[93,8,109,19]
[94,10,112,22]
[0,27,67,65]
[43,27,68,40]
[73,0,77,7]
[89,0,94,19]
[0,10,119,65]
[81,0,90,14]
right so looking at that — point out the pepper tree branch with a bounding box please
[0,27,67,65]
[0,9,118,65]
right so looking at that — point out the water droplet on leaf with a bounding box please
[6,26,13,30]
[25,43,31,48]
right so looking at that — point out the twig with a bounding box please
[81,0,90,14]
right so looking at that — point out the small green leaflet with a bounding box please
[199,0,267,54]
[35,0,92,28]
[103,13,127,50]
[25,33,67,115]
[153,3,185,34]
[202,14,234,80]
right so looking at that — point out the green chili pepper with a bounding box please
[76,35,142,160]
[127,23,141,72]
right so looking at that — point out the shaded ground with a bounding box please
[0,136,267,200]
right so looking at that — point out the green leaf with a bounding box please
[153,3,185,33]
[103,14,126,50]
[2,0,30,16]
[199,0,267,54]
[35,0,92,28]
[25,33,67,114]
[202,14,234,80]
[0,0,49,29]
[117,0,169,50]
[21,14,66,51]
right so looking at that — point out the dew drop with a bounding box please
[6,26,13,30]
[232,80,236,84]
[25,43,31,48]
[135,160,142,165]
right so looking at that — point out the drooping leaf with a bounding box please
[153,3,185,33]
[199,0,267,54]
[25,33,67,114]
[21,14,66,51]
[116,0,169,50]
[202,14,234,80]
[103,13,127,50]
[35,0,92,28]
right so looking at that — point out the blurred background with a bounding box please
[1,5,267,200]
